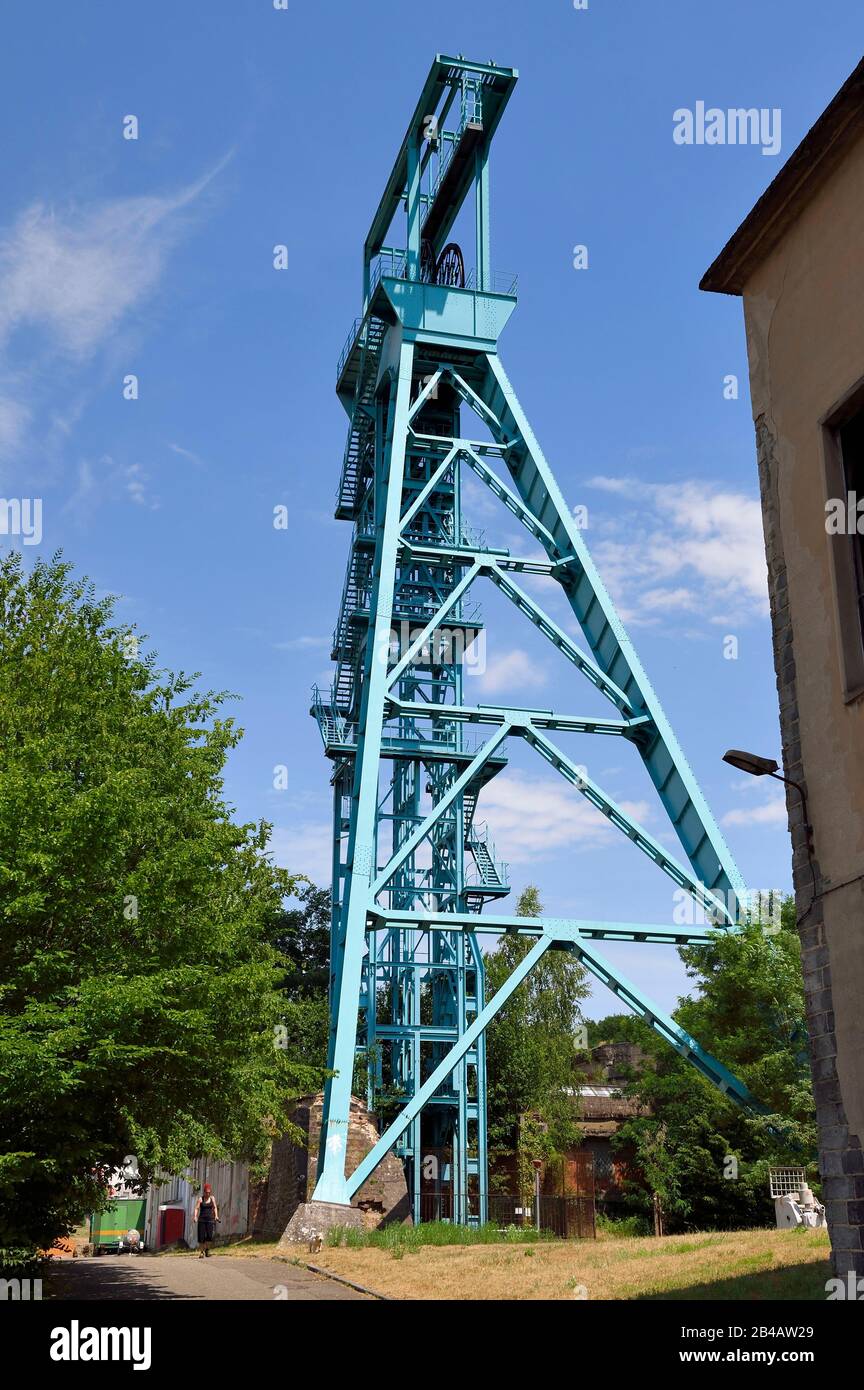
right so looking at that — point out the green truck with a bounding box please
[89,1179,147,1254]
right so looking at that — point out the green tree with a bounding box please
[0,553,323,1256]
[272,882,331,996]
[483,885,588,1192]
[608,898,816,1231]
[271,882,331,1072]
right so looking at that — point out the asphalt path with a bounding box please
[44,1254,369,1301]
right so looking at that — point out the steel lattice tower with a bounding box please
[311,56,759,1224]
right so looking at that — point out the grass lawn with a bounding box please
[206,1225,831,1301]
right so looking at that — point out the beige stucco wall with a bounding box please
[740,135,864,1149]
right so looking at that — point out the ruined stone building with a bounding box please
[573,1042,648,1204]
[490,1043,648,1207]
[701,56,864,1280]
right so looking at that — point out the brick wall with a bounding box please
[251,1092,410,1237]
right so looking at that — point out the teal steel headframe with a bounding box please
[311,56,760,1222]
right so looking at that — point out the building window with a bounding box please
[585,1141,614,1183]
[839,412,864,647]
[823,390,864,701]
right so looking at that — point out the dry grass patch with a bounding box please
[296,1227,830,1301]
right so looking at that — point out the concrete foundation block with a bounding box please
[279,1201,365,1246]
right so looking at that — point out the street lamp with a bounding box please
[722,748,811,840]
[533,1158,543,1234]
[721,749,780,778]
[721,748,817,909]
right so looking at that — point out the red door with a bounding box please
[159,1207,186,1247]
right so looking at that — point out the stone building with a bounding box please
[487,1043,647,1207]
[251,1093,410,1242]
[574,1043,648,1204]
[701,57,864,1279]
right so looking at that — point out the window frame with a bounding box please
[820,374,864,703]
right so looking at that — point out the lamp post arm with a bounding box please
[767,769,810,831]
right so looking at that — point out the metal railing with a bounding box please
[426,79,483,210]
[336,316,363,383]
[487,1195,596,1240]
[369,253,517,299]
[369,247,407,297]
[404,521,488,551]
[392,595,483,626]
[464,267,519,296]
[312,687,482,755]
[465,821,509,889]
[419,1191,455,1224]
[338,260,517,380]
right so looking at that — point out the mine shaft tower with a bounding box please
[312,55,758,1225]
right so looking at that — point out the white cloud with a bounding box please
[168,442,205,468]
[63,453,158,519]
[637,586,700,613]
[123,462,157,509]
[275,635,330,652]
[479,769,652,863]
[0,159,228,468]
[64,458,96,519]
[269,822,333,886]
[0,175,215,357]
[0,397,30,456]
[721,797,787,828]
[585,476,769,629]
[473,648,547,696]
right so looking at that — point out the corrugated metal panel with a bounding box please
[145,1158,249,1249]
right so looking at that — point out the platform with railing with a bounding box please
[337,252,518,387]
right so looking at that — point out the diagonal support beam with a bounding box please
[463,446,559,552]
[524,724,734,925]
[451,371,502,433]
[481,352,746,903]
[346,933,553,1197]
[563,932,765,1113]
[385,560,482,688]
[487,561,634,713]
[370,722,511,895]
[407,370,443,421]
[399,444,459,531]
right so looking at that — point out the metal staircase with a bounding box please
[335,317,387,521]
[465,822,509,910]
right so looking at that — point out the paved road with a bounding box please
[46,1255,369,1302]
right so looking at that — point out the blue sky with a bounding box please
[2,1,859,1018]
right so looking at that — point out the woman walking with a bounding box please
[193,1182,219,1258]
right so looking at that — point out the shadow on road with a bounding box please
[45,1257,197,1301]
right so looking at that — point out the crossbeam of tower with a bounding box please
[311,55,761,1223]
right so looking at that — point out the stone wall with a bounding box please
[251,1093,411,1238]
[756,415,863,1278]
